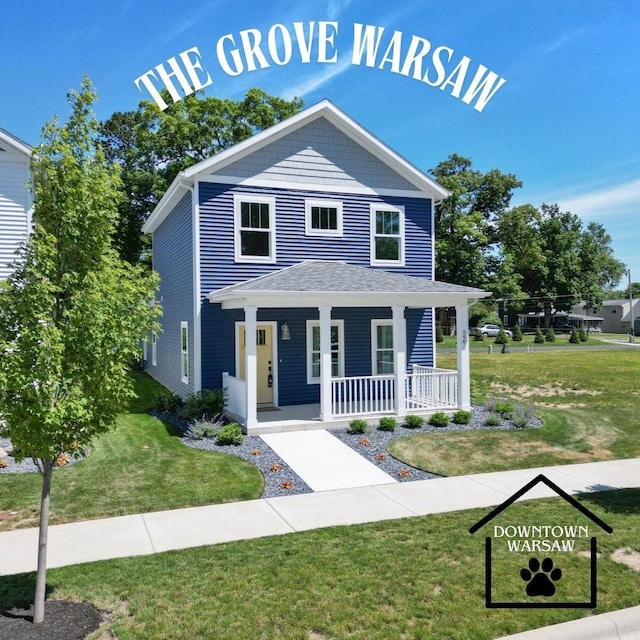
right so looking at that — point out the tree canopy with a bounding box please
[99,88,303,263]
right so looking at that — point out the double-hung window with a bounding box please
[180,321,189,384]
[234,195,276,262]
[372,320,394,374]
[305,199,343,237]
[370,204,404,265]
[306,320,344,383]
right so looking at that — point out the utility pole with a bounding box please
[628,268,635,338]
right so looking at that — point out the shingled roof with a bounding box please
[208,261,489,308]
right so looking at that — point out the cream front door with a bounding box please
[238,324,274,405]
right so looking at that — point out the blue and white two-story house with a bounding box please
[143,100,489,433]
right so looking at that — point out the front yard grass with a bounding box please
[0,372,263,531]
[2,488,639,639]
[390,349,640,476]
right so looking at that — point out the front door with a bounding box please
[238,324,274,405]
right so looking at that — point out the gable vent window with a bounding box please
[234,195,276,263]
[370,204,404,265]
[305,199,343,237]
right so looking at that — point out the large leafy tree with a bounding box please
[497,203,625,325]
[430,154,522,288]
[0,78,161,624]
[99,88,304,263]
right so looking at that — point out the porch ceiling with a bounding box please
[207,260,490,309]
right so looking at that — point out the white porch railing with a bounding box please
[330,367,458,419]
[222,372,246,423]
[331,374,396,417]
[406,365,458,409]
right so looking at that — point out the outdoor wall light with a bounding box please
[281,323,291,340]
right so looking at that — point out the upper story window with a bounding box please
[234,195,276,263]
[305,199,343,237]
[370,204,405,266]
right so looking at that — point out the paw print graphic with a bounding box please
[520,557,562,596]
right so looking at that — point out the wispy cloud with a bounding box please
[327,0,354,21]
[280,55,353,99]
[536,27,591,56]
[556,178,640,219]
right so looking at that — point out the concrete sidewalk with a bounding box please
[2,457,640,576]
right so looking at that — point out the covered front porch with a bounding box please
[224,365,460,433]
[209,261,489,434]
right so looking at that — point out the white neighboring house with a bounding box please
[0,127,33,281]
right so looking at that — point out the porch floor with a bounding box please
[249,403,455,434]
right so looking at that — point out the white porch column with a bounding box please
[319,305,333,421]
[455,304,471,410]
[393,305,407,417]
[245,305,258,430]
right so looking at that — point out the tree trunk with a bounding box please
[33,459,53,624]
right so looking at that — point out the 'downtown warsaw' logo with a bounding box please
[469,474,613,608]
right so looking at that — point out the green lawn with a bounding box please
[436,331,626,351]
[2,489,639,639]
[0,372,263,531]
[390,349,640,476]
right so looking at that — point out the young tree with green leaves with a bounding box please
[99,88,304,263]
[0,78,161,624]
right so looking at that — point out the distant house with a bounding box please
[142,100,489,432]
[0,128,32,280]
[573,300,640,334]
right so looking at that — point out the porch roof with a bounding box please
[207,260,490,309]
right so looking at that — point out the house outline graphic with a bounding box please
[469,473,613,608]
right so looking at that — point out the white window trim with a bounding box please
[306,319,345,384]
[233,194,277,264]
[142,339,148,362]
[371,320,395,375]
[370,203,405,266]
[180,321,189,384]
[151,333,157,367]
[305,199,343,237]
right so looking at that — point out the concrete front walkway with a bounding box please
[2,457,640,577]
[260,429,396,490]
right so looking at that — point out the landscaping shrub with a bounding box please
[579,327,588,342]
[154,391,185,414]
[452,410,472,425]
[473,333,484,342]
[178,389,226,421]
[436,323,444,343]
[378,417,397,431]
[511,324,523,341]
[187,420,219,440]
[404,414,425,429]
[484,413,502,427]
[494,401,515,418]
[216,423,243,446]
[348,418,368,434]
[494,328,509,345]
[511,403,536,429]
[545,327,556,342]
[534,326,545,344]
[569,328,580,344]
[428,412,449,428]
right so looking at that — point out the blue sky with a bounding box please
[2,0,639,288]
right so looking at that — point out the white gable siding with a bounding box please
[212,118,420,192]
[0,148,32,280]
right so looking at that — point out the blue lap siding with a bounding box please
[197,181,435,401]
[146,193,195,395]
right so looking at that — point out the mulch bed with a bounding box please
[0,600,103,639]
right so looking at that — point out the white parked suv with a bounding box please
[471,324,513,338]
